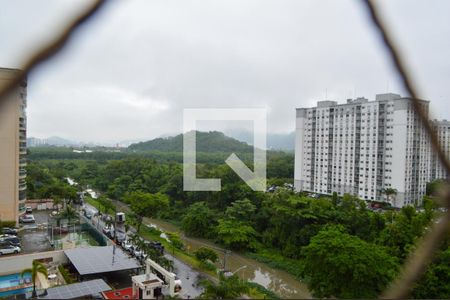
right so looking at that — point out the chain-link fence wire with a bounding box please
[361,1,450,298]
[0,0,106,106]
[0,1,449,298]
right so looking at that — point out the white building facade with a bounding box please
[294,93,431,207]
[431,119,450,181]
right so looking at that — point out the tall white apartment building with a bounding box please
[294,93,431,207]
[431,119,450,180]
[0,68,27,223]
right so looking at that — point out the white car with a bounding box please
[122,240,133,252]
[0,244,21,255]
[133,247,143,258]
[19,214,35,223]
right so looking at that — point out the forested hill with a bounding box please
[128,131,255,153]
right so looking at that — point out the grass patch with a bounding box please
[0,220,16,229]
[246,282,281,299]
[85,197,115,215]
[198,260,217,272]
[138,225,217,277]
[85,197,102,211]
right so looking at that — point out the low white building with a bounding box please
[132,273,164,299]
[132,258,182,299]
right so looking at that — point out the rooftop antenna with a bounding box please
[386,80,390,93]
[325,88,328,100]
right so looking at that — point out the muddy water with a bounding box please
[146,218,311,299]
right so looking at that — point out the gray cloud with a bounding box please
[0,0,449,144]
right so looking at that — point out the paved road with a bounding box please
[167,253,206,299]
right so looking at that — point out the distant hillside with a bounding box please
[128,131,254,153]
[224,129,295,151]
[27,136,79,147]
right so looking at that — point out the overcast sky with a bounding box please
[1,0,449,144]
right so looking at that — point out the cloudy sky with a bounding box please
[1,0,449,144]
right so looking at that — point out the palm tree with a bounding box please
[52,197,62,212]
[199,274,248,299]
[21,260,48,298]
[157,256,174,272]
[383,188,398,207]
[129,233,142,247]
[59,204,78,226]
[60,205,77,220]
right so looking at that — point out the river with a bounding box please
[145,218,311,299]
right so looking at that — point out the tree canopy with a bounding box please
[302,226,399,298]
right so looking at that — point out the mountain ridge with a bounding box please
[128,131,255,153]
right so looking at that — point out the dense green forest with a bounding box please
[26,147,450,298]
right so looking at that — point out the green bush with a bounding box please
[199,260,217,271]
[166,232,184,250]
[0,220,17,229]
[58,264,76,284]
[194,247,218,263]
[145,226,162,236]
[246,282,280,299]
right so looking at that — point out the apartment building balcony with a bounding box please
[19,183,27,191]
[19,158,27,167]
[19,189,26,201]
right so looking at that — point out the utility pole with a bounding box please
[223,250,231,271]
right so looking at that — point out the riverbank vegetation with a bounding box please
[26,149,449,298]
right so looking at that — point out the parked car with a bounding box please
[19,214,35,223]
[101,214,113,223]
[122,240,133,252]
[1,227,18,236]
[133,247,144,259]
[102,226,110,235]
[0,244,21,255]
[103,226,114,238]
[83,207,97,219]
[0,235,21,247]
[146,241,164,255]
[267,185,276,193]
[25,207,33,214]
[284,183,294,190]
